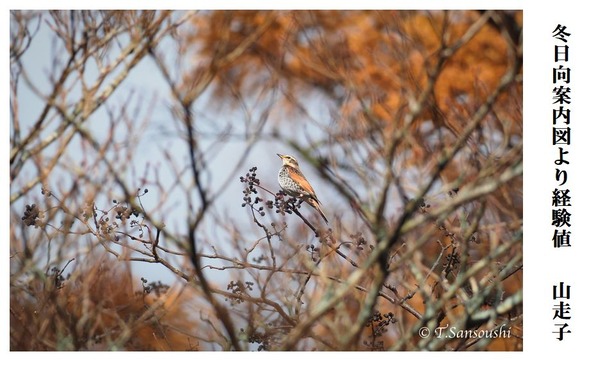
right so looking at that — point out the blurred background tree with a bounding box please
[10,10,522,351]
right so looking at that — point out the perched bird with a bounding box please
[277,153,328,224]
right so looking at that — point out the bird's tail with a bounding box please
[306,198,329,224]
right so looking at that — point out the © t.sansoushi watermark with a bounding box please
[419,324,512,340]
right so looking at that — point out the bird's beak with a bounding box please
[277,153,283,159]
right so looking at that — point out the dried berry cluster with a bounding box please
[226,280,254,305]
[269,190,299,217]
[240,166,298,219]
[242,328,272,351]
[113,202,141,221]
[22,204,41,227]
[240,167,266,216]
[364,311,397,351]
[349,232,370,251]
[305,244,321,262]
[94,190,148,240]
[49,266,68,289]
[442,247,461,278]
[140,277,170,297]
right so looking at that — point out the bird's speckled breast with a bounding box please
[278,166,305,197]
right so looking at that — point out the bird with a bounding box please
[277,153,328,224]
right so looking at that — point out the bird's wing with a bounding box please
[288,166,318,200]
